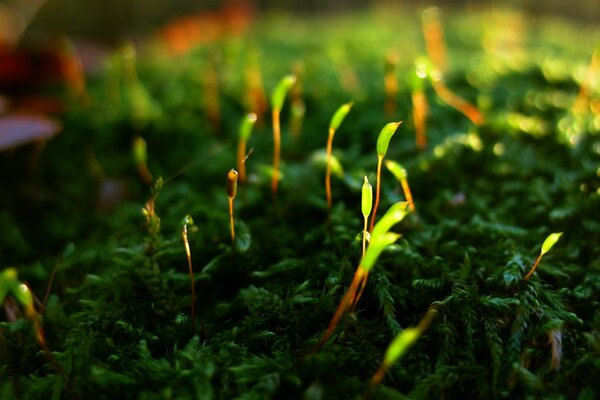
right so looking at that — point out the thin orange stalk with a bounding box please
[412,89,428,150]
[229,198,235,242]
[227,169,239,244]
[523,253,543,281]
[325,127,335,208]
[369,156,383,233]
[181,221,196,330]
[432,81,484,125]
[422,7,448,73]
[237,138,248,183]
[312,267,367,352]
[400,179,415,212]
[271,109,281,196]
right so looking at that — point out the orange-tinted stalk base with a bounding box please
[271,109,281,196]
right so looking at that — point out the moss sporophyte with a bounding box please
[227,169,239,243]
[237,113,257,183]
[270,74,297,196]
[326,102,353,209]
[314,202,411,351]
[181,216,196,331]
[370,122,403,233]
[524,232,563,281]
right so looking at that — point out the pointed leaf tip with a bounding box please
[329,101,353,131]
[271,74,297,111]
[376,121,403,157]
[541,232,563,255]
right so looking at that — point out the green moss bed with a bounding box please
[1,7,600,400]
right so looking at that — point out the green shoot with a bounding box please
[326,102,353,208]
[370,121,403,232]
[370,306,438,387]
[384,52,399,117]
[385,160,416,211]
[142,177,163,238]
[181,215,196,331]
[314,202,411,351]
[133,135,153,184]
[361,176,373,258]
[270,74,297,196]
[1,268,67,385]
[524,232,563,281]
[227,169,239,243]
[237,113,257,183]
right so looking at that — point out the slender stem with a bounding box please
[237,138,247,183]
[432,80,484,125]
[182,225,196,331]
[271,108,281,196]
[325,127,335,208]
[362,216,368,258]
[400,179,416,211]
[350,270,369,314]
[312,267,367,352]
[524,253,543,281]
[369,156,383,233]
[412,89,427,150]
[229,197,235,243]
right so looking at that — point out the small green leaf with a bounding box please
[362,232,400,272]
[239,113,257,141]
[271,75,297,111]
[385,160,407,181]
[376,122,402,157]
[13,283,34,310]
[541,232,563,255]
[329,102,353,132]
[371,202,411,241]
[383,327,420,366]
[132,136,148,167]
[0,268,19,304]
[362,176,373,218]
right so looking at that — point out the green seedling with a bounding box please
[181,216,196,331]
[370,306,438,388]
[314,202,411,351]
[361,176,373,258]
[270,74,297,196]
[326,102,353,208]
[369,121,403,232]
[133,135,153,184]
[384,52,399,117]
[237,113,257,183]
[142,177,163,238]
[227,169,239,243]
[524,232,563,281]
[385,160,416,211]
[1,268,67,385]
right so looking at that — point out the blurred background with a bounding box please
[3,0,599,47]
